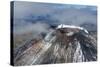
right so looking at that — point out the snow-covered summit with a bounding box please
[56,24,89,34]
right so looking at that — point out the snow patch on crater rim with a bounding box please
[56,24,89,34]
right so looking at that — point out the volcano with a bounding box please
[14,24,97,66]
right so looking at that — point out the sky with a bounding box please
[13,1,97,34]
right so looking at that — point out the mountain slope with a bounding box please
[14,24,97,66]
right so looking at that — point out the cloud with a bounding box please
[14,1,97,19]
[14,1,55,19]
[13,1,97,35]
[14,22,50,35]
[52,8,97,25]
